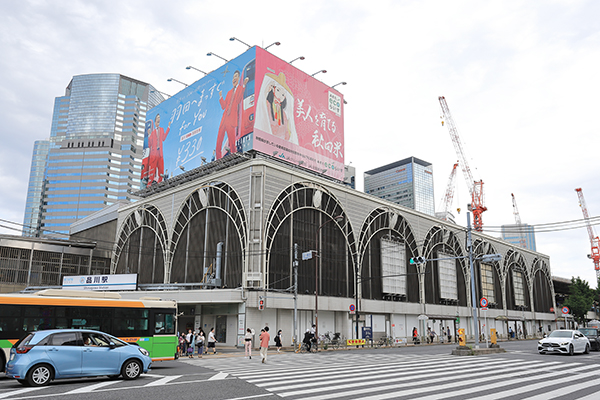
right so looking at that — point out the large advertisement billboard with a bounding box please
[142,47,344,186]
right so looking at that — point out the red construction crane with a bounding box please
[439,96,487,231]
[438,162,459,221]
[575,188,600,279]
[511,193,527,249]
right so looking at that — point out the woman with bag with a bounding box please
[196,330,205,358]
[275,330,283,353]
[244,328,253,359]
[188,331,196,358]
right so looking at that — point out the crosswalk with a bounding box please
[190,352,600,399]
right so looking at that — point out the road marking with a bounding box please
[208,372,228,380]
[144,375,182,386]
[0,387,46,399]
[64,380,122,394]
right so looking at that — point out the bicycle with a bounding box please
[296,341,316,353]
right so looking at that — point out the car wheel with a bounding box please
[122,359,141,380]
[26,364,53,386]
[568,344,574,356]
[584,344,590,354]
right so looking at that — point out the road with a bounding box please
[0,340,598,399]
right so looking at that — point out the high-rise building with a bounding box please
[22,74,163,238]
[364,157,435,216]
[502,224,537,251]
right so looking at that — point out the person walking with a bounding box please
[208,327,218,355]
[244,328,253,359]
[412,327,419,344]
[196,330,205,358]
[259,327,270,363]
[275,330,283,353]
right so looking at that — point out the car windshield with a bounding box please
[548,331,573,338]
[579,329,596,335]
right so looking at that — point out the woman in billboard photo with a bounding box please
[146,113,170,183]
[255,72,298,144]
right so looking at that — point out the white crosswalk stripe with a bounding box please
[193,352,600,400]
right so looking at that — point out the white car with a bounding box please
[538,329,590,355]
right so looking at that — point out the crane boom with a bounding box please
[511,193,527,249]
[438,162,459,221]
[439,96,487,231]
[575,188,600,278]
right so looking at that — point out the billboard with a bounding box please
[142,47,344,186]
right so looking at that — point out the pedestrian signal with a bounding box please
[258,296,265,311]
[410,256,425,264]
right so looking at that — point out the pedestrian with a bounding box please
[275,329,283,353]
[188,331,196,358]
[412,327,419,344]
[426,327,432,343]
[430,328,436,344]
[447,326,451,343]
[303,329,313,352]
[178,333,186,356]
[196,330,205,358]
[208,327,217,355]
[509,326,513,340]
[244,328,253,359]
[259,327,270,363]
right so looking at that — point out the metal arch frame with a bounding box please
[264,182,356,291]
[111,205,169,281]
[169,182,247,284]
[531,258,556,314]
[472,239,503,308]
[422,226,469,305]
[357,208,420,301]
[503,249,532,311]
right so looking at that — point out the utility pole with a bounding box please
[293,243,299,349]
[467,206,480,349]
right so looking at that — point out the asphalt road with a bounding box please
[1,340,598,400]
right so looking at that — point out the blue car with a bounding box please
[6,329,152,386]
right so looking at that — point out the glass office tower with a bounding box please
[364,157,435,216]
[502,224,537,251]
[22,74,164,238]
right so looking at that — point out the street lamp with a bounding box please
[314,214,344,349]
[289,56,305,64]
[230,37,251,48]
[264,41,280,50]
[186,66,207,75]
[331,82,346,89]
[311,70,327,77]
[207,52,229,63]
[167,78,188,87]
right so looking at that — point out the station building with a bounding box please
[69,152,557,346]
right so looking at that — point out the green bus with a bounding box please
[0,289,178,371]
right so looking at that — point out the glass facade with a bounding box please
[22,74,164,238]
[501,224,537,251]
[364,157,435,216]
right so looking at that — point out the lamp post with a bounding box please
[167,78,188,87]
[331,82,346,89]
[311,70,327,77]
[230,37,251,48]
[289,56,305,64]
[264,41,280,50]
[186,66,207,75]
[314,214,343,348]
[150,90,171,98]
[207,52,229,63]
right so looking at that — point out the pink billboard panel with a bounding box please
[253,47,344,180]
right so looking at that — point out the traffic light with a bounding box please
[258,296,265,311]
[410,256,425,264]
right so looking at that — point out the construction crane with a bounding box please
[575,188,600,279]
[439,96,487,231]
[438,162,459,221]
[511,193,527,249]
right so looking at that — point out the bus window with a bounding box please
[154,313,175,334]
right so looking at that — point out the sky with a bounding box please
[1,0,599,285]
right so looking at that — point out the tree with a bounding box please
[564,277,594,324]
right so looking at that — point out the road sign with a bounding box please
[480,297,488,308]
[349,304,355,315]
[302,251,313,260]
[562,306,570,315]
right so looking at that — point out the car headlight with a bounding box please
[538,341,543,345]
[560,342,570,346]
[138,347,149,357]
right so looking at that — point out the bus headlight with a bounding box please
[138,347,149,357]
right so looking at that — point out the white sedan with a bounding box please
[538,329,590,355]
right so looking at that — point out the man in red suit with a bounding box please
[216,70,248,159]
[147,113,170,183]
